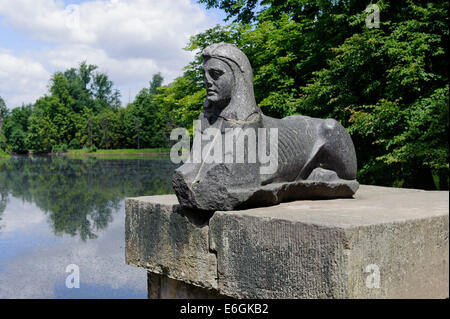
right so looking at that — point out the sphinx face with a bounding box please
[203,58,234,107]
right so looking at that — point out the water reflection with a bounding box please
[0,156,176,240]
[0,155,177,298]
[0,192,7,231]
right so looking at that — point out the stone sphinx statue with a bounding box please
[173,43,358,211]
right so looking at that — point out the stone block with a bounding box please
[126,186,449,298]
[125,195,218,290]
[209,186,449,298]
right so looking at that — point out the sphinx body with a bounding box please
[172,43,358,212]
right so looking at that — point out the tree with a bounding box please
[123,73,176,148]
[96,109,124,149]
[111,89,122,110]
[198,0,260,23]
[62,62,96,113]
[26,96,73,152]
[9,61,124,152]
[149,73,164,94]
[155,76,205,134]
[0,96,8,134]
[91,72,113,111]
[55,61,119,114]
[2,104,33,153]
[299,1,448,189]
[0,96,9,151]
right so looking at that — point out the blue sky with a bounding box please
[0,0,226,108]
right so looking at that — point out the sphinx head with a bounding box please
[202,43,258,119]
[203,57,234,107]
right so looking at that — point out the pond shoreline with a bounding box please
[64,151,170,157]
[4,148,170,158]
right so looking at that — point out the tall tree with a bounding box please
[91,72,113,111]
[2,104,33,153]
[0,96,9,153]
[198,0,260,23]
[149,73,164,94]
[26,96,72,152]
[0,96,8,140]
[123,73,173,148]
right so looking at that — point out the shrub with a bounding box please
[87,145,98,153]
[0,148,10,157]
[52,143,68,153]
[69,138,81,150]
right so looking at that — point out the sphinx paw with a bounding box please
[306,168,339,182]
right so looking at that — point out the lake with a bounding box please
[0,155,178,298]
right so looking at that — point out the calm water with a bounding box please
[0,155,178,298]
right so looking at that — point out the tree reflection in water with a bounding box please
[0,156,177,240]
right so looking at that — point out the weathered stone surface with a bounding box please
[174,167,359,212]
[240,173,360,208]
[126,185,449,298]
[173,43,359,211]
[125,195,217,290]
[210,185,449,298]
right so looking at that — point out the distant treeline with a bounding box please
[0,0,448,190]
[0,63,183,154]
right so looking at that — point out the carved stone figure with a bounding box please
[173,43,358,211]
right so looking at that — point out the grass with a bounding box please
[67,148,170,157]
[0,149,10,158]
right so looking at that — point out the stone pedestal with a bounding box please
[125,185,449,299]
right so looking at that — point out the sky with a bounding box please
[0,0,226,108]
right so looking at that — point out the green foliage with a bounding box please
[0,148,10,158]
[0,96,6,114]
[122,73,180,149]
[1,104,32,153]
[95,108,125,149]
[198,0,260,23]
[87,145,98,153]
[184,1,367,118]
[25,95,72,153]
[52,143,68,153]
[3,62,127,153]
[0,96,9,152]
[69,138,81,150]
[155,76,205,134]
[149,73,164,94]
[300,1,448,189]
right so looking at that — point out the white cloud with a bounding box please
[0,0,221,107]
[0,198,47,234]
[0,51,50,107]
[0,203,147,299]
